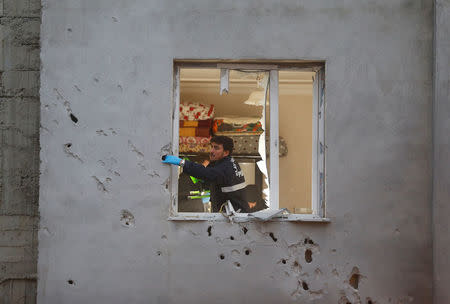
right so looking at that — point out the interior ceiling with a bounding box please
[180,68,314,96]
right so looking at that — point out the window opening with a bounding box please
[170,62,326,221]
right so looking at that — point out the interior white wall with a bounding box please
[39,1,434,303]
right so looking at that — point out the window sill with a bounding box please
[169,212,330,223]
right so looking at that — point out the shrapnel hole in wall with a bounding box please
[242,227,248,234]
[301,281,309,290]
[305,249,312,263]
[349,266,360,290]
[70,113,78,123]
[304,237,314,245]
[349,273,360,290]
[269,232,277,242]
[207,226,212,236]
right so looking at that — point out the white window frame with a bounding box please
[169,61,329,222]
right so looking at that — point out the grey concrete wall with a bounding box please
[433,1,450,303]
[0,0,41,302]
[39,1,434,303]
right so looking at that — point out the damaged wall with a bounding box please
[39,1,434,303]
[433,0,450,303]
[0,0,40,302]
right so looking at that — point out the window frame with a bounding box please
[169,60,329,222]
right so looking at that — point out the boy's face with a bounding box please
[209,142,229,161]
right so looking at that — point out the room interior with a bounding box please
[178,68,315,214]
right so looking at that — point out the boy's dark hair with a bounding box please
[210,136,234,155]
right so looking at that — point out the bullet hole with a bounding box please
[234,262,241,268]
[348,266,361,290]
[219,254,225,260]
[338,296,352,304]
[161,235,167,240]
[244,249,251,256]
[120,209,135,228]
[64,144,83,163]
[67,28,72,32]
[242,227,248,234]
[305,249,313,263]
[302,281,309,290]
[165,183,169,190]
[281,259,287,264]
[94,77,99,82]
[269,232,277,242]
[67,279,74,285]
[156,250,162,256]
[143,90,149,96]
[367,299,373,304]
[349,273,360,290]
[230,236,234,240]
[207,226,212,236]
[70,113,78,123]
[112,16,118,22]
[304,237,314,245]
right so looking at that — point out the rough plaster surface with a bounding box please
[433,1,450,303]
[0,0,40,302]
[39,1,434,303]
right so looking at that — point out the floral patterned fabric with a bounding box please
[180,103,215,120]
[179,137,211,153]
[230,135,287,157]
[212,119,263,135]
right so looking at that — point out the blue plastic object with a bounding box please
[161,155,182,166]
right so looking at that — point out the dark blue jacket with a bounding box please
[183,156,249,213]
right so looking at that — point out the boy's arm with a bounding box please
[162,155,226,183]
[183,160,226,184]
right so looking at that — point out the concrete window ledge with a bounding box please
[169,213,330,223]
